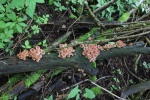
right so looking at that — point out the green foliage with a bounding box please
[69,14,77,19]
[83,88,95,99]
[0,94,10,100]
[142,61,150,69]
[118,12,130,22]
[67,85,82,100]
[0,0,27,53]
[26,0,45,18]
[38,39,48,47]
[21,40,31,49]
[67,85,97,100]
[31,25,41,34]
[35,14,49,24]
[90,86,102,96]
[53,1,67,12]
[92,61,97,68]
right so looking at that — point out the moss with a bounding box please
[24,71,44,88]
[77,27,99,42]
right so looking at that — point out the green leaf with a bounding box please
[0,21,6,28]
[42,39,46,44]
[118,12,130,22]
[0,42,5,48]
[17,17,25,22]
[90,86,102,96]
[67,85,81,99]
[47,95,53,100]
[7,11,17,21]
[92,62,96,68]
[26,0,44,18]
[18,22,27,27]
[36,0,45,3]
[26,45,31,49]
[16,24,22,33]
[11,0,24,8]
[69,14,77,19]
[0,4,5,12]
[89,76,97,81]
[76,94,80,100]
[83,88,95,99]
[0,14,4,18]
[26,0,36,18]
[49,0,55,5]
[0,0,6,4]
[25,40,30,46]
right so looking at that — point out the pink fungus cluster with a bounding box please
[17,50,29,60]
[103,44,116,50]
[115,40,126,48]
[81,44,100,62]
[58,43,75,59]
[17,46,45,62]
[29,46,45,62]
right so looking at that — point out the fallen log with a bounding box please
[0,46,150,75]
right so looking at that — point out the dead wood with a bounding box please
[0,46,150,74]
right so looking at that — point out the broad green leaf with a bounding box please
[42,39,46,44]
[26,45,31,49]
[18,22,27,27]
[49,0,55,5]
[90,86,102,96]
[0,42,5,48]
[10,22,16,28]
[11,0,24,8]
[16,24,22,33]
[0,14,5,18]
[6,22,13,27]
[26,0,44,18]
[47,95,53,100]
[76,94,80,100]
[92,62,96,68]
[0,21,6,28]
[7,11,17,21]
[89,76,97,81]
[67,85,81,99]
[0,4,5,12]
[25,40,30,46]
[26,0,36,18]
[83,88,95,99]
[17,17,24,22]
[36,0,45,3]
[118,12,130,22]
[0,0,6,4]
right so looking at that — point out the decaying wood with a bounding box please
[0,46,150,74]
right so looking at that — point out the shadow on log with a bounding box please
[0,46,150,75]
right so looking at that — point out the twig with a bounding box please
[135,11,150,21]
[67,1,84,31]
[69,30,150,48]
[46,31,72,52]
[134,43,147,73]
[61,77,126,100]
[93,0,117,14]
[89,80,126,100]
[85,0,103,27]
[123,58,144,81]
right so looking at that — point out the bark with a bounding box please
[0,47,150,75]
